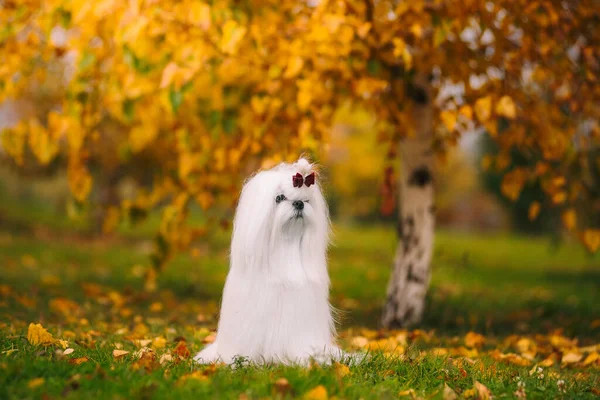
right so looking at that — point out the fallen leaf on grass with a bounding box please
[174,341,190,359]
[49,298,80,316]
[27,378,45,389]
[152,337,167,349]
[69,357,89,365]
[490,349,532,366]
[475,381,492,399]
[562,352,583,364]
[131,351,159,372]
[113,350,130,358]
[63,348,74,355]
[443,383,458,400]
[159,353,173,365]
[27,323,56,346]
[350,336,369,348]
[203,334,216,344]
[274,378,291,395]
[398,388,416,398]
[465,332,485,348]
[303,385,328,400]
[583,352,598,366]
[27,323,68,348]
[178,371,210,384]
[334,362,351,378]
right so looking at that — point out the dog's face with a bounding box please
[271,172,322,235]
[231,158,329,263]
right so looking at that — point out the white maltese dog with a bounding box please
[194,158,342,365]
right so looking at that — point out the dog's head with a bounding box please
[231,158,329,267]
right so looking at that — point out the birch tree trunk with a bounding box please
[381,78,436,328]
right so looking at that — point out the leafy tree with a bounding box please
[2,0,599,326]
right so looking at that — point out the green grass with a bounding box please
[1,185,599,398]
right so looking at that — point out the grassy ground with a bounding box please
[1,185,599,399]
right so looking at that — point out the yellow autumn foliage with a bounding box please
[0,0,598,256]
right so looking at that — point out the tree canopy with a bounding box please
[2,0,599,263]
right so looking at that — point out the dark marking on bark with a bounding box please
[403,306,415,323]
[428,205,437,214]
[407,264,425,284]
[406,82,429,105]
[401,215,416,253]
[386,294,398,318]
[408,166,432,187]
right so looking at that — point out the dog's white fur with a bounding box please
[194,158,341,365]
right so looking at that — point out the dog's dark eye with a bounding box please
[275,194,286,204]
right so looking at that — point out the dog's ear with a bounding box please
[230,171,277,268]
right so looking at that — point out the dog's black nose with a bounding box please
[293,200,304,210]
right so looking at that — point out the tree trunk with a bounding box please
[381,78,435,328]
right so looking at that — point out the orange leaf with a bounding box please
[528,202,541,221]
[174,341,191,359]
[562,209,577,230]
[583,230,600,253]
[495,95,517,119]
[69,357,89,365]
[440,110,458,131]
[303,385,328,400]
[474,96,493,123]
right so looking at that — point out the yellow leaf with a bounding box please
[474,96,493,123]
[561,352,583,364]
[459,105,473,120]
[583,352,599,366]
[501,168,527,201]
[583,230,600,253]
[189,2,211,30]
[27,323,56,346]
[129,125,158,153]
[539,356,555,367]
[562,209,576,230]
[465,332,485,348]
[334,362,351,378]
[113,349,130,358]
[297,90,312,111]
[392,38,412,68]
[28,118,59,165]
[551,191,567,204]
[220,20,247,54]
[1,125,27,165]
[28,378,45,389]
[178,371,210,384]
[474,381,492,400]
[528,202,541,221]
[495,95,517,119]
[440,110,457,131]
[160,62,178,89]
[152,337,167,349]
[303,385,328,400]
[68,165,93,203]
[410,23,423,38]
[351,336,369,348]
[398,389,416,397]
[356,22,371,38]
[284,57,304,79]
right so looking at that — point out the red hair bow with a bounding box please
[293,172,315,188]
